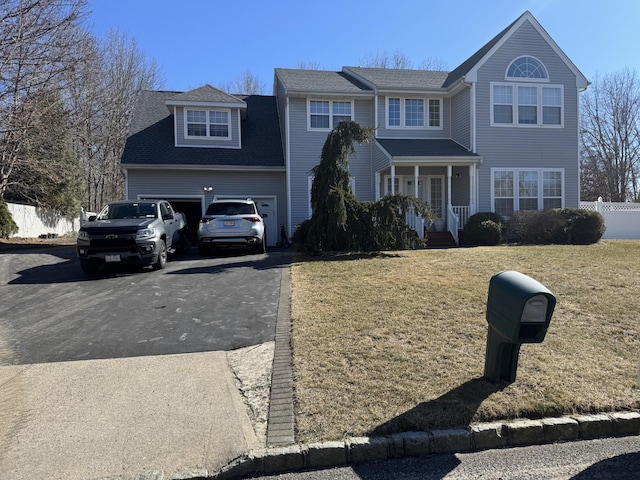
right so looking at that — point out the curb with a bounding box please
[212,412,640,479]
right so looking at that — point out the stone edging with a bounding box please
[213,412,640,479]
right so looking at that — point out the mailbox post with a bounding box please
[484,271,556,383]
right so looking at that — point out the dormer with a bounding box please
[165,84,246,149]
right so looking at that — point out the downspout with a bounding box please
[285,97,292,238]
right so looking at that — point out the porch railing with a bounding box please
[405,208,426,239]
[452,206,471,227]
[447,205,460,244]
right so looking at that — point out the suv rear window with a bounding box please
[205,202,256,216]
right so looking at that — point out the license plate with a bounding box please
[223,220,235,226]
[105,254,121,262]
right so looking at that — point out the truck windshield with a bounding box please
[97,203,157,220]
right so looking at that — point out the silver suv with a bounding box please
[198,198,266,255]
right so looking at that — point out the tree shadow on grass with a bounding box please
[371,377,506,435]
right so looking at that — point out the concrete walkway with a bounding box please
[0,352,258,480]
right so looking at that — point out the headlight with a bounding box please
[78,230,89,240]
[136,227,155,239]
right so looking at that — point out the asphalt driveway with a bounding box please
[0,245,287,365]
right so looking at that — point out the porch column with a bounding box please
[375,171,381,201]
[470,164,476,215]
[414,165,419,198]
[391,164,396,194]
[447,165,453,209]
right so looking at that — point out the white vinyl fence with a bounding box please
[7,202,79,238]
[580,199,640,239]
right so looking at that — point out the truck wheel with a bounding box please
[152,240,167,270]
[80,259,100,275]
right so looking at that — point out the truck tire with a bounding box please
[152,239,167,270]
[80,259,100,275]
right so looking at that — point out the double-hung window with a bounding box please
[186,109,230,138]
[492,168,564,218]
[492,84,563,126]
[387,97,441,129]
[309,100,353,130]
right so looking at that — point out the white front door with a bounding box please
[386,175,445,216]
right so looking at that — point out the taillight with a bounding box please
[200,218,210,224]
[245,216,261,222]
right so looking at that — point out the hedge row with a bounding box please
[462,208,605,246]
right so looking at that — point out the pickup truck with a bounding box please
[77,200,187,274]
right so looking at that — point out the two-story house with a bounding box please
[121,11,588,247]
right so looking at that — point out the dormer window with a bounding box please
[185,108,230,139]
[506,56,548,80]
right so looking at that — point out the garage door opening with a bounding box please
[168,200,202,245]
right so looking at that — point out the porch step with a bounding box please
[425,231,457,249]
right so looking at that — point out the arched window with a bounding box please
[506,56,548,80]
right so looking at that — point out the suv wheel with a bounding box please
[152,239,167,270]
[256,234,266,254]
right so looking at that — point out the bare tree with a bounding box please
[360,50,413,69]
[580,69,640,202]
[219,70,266,95]
[0,0,87,201]
[360,50,448,71]
[65,30,161,210]
[418,57,449,71]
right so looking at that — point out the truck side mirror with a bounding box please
[484,270,556,383]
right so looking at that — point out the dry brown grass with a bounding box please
[290,241,640,443]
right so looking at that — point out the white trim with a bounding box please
[136,194,206,217]
[173,106,178,147]
[166,100,246,109]
[307,98,355,131]
[122,164,285,172]
[464,12,589,90]
[505,55,549,82]
[385,96,443,130]
[490,82,564,128]
[490,167,565,215]
[184,107,232,140]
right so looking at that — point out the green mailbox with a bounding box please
[484,270,556,383]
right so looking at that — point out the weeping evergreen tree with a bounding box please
[295,121,436,254]
[305,121,373,253]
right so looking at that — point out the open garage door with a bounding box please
[139,196,203,246]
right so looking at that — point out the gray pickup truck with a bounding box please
[77,200,187,274]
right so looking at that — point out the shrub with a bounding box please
[0,199,19,238]
[505,210,537,243]
[463,212,503,246]
[519,209,567,244]
[560,208,605,244]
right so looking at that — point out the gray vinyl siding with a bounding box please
[376,96,451,139]
[174,106,241,148]
[126,168,286,226]
[287,97,374,229]
[474,20,581,212]
[450,88,471,149]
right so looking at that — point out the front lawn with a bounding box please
[290,240,640,443]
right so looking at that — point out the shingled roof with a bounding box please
[376,139,480,158]
[121,90,284,168]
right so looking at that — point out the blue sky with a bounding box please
[87,0,638,92]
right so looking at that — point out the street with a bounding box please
[254,436,640,479]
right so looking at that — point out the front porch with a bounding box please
[374,138,481,246]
